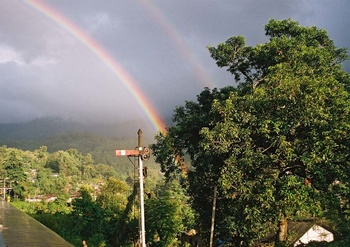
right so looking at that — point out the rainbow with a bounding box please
[140,0,215,88]
[23,0,166,132]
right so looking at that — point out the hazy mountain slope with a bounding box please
[0,117,159,140]
[0,118,161,178]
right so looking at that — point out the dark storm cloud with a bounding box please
[0,0,349,126]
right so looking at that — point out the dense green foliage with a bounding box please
[152,19,350,246]
[2,145,194,246]
[145,180,196,246]
[1,131,157,180]
[0,145,111,200]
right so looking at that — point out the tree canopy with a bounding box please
[152,19,350,246]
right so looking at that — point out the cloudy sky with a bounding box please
[0,0,349,131]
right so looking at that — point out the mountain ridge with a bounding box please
[0,117,164,178]
[0,117,162,141]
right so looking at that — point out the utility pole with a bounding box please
[209,184,217,247]
[115,129,150,247]
[137,129,146,247]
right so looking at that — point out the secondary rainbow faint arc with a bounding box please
[23,0,166,132]
[139,0,216,89]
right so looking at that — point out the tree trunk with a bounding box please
[276,218,288,246]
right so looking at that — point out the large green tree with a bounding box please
[145,180,195,247]
[152,19,350,246]
[152,86,235,244]
[70,185,107,246]
[205,18,350,245]
[96,177,128,215]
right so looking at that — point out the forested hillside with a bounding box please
[0,118,161,179]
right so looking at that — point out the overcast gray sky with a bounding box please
[0,0,349,131]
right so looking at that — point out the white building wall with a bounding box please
[294,225,334,246]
